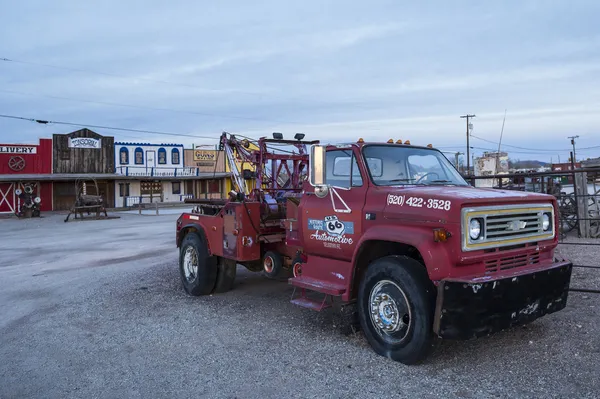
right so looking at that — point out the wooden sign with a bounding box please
[193,150,217,162]
[69,137,101,149]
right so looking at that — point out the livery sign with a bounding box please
[0,146,37,154]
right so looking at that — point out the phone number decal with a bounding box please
[387,194,451,211]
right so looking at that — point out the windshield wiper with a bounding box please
[426,180,459,185]
[387,178,416,184]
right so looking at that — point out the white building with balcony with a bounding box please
[112,142,232,208]
[113,142,192,207]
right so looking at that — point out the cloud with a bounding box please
[135,23,404,81]
[0,0,599,164]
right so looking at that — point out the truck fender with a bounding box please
[179,223,211,254]
[351,225,451,283]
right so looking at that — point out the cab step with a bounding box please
[288,276,346,296]
[290,296,332,311]
[289,276,346,311]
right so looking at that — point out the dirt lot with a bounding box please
[1,212,598,399]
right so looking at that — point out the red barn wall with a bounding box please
[0,139,53,213]
[0,138,52,174]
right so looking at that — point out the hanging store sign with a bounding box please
[68,137,101,149]
[193,150,216,162]
[0,145,37,154]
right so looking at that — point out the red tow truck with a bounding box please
[176,132,572,364]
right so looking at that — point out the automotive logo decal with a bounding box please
[507,220,528,231]
[307,215,354,248]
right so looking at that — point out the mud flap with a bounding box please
[433,262,573,340]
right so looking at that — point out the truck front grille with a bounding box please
[485,211,543,240]
[484,251,540,274]
[462,204,555,252]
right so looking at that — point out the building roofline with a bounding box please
[0,173,232,182]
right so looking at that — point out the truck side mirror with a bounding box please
[310,145,326,186]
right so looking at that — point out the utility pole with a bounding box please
[460,114,476,174]
[568,135,579,164]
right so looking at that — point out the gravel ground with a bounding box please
[0,213,598,399]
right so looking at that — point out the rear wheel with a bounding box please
[179,232,217,296]
[358,255,435,365]
[213,257,237,293]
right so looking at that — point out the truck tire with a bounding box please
[262,251,283,279]
[179,232,217,296]
[213,257,237,293]
[358,255,435,365]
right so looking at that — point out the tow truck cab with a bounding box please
[176,138,572,365]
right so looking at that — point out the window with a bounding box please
[362,145,468,186]
[407,154,447,183]
[119,183,130,197]
[158,148,167,164]
[208,179,220,193]
[140,180,162,195]
[135,147,144,165]
[172,181,181,194]
[119,147,129,164]
[325,150,363,188]
[171,148,180,164]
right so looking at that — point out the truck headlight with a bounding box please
[469,219,482,240]
[542,213,551,231]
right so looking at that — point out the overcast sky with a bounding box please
[1,0,599,162]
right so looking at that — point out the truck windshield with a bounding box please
[362,145,469,186]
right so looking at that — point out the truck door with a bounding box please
[301,148,367,261]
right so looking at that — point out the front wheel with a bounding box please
[358,255,435,365]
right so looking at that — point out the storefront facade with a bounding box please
[52,129,116,210]
[0,139,53,214]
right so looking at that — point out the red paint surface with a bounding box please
[176,142,563,303]
[0,138,52,174]
[0,139,53,213]
[0,182,52,213]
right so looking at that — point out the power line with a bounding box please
[437,145,570,156]
[469,134,570,152]
[0,88,298,125]
[0,113,221,140]
[0,113,304,153]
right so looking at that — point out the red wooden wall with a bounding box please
[0,139,53,213]
[0,138,52,174]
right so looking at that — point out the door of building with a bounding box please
[0,183,15,213]
[146,151,156,169]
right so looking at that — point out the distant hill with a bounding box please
[508,159,550,169]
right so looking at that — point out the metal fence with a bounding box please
[465,167,600,294]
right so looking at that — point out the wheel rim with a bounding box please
[183,246,199,283]
[368,280,411,342]
[293,263,302,277]
[264,256,274,274]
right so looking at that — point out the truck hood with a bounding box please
[381,185,555,223]
[397,185,553,204]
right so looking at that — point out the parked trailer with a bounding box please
[175,133,573,364]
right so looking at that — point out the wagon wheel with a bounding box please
[558,193,578,234]
[8,156,26,171]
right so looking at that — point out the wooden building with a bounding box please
[0,139,53,214]
[52,129,116,210]
[183,148,227,199]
